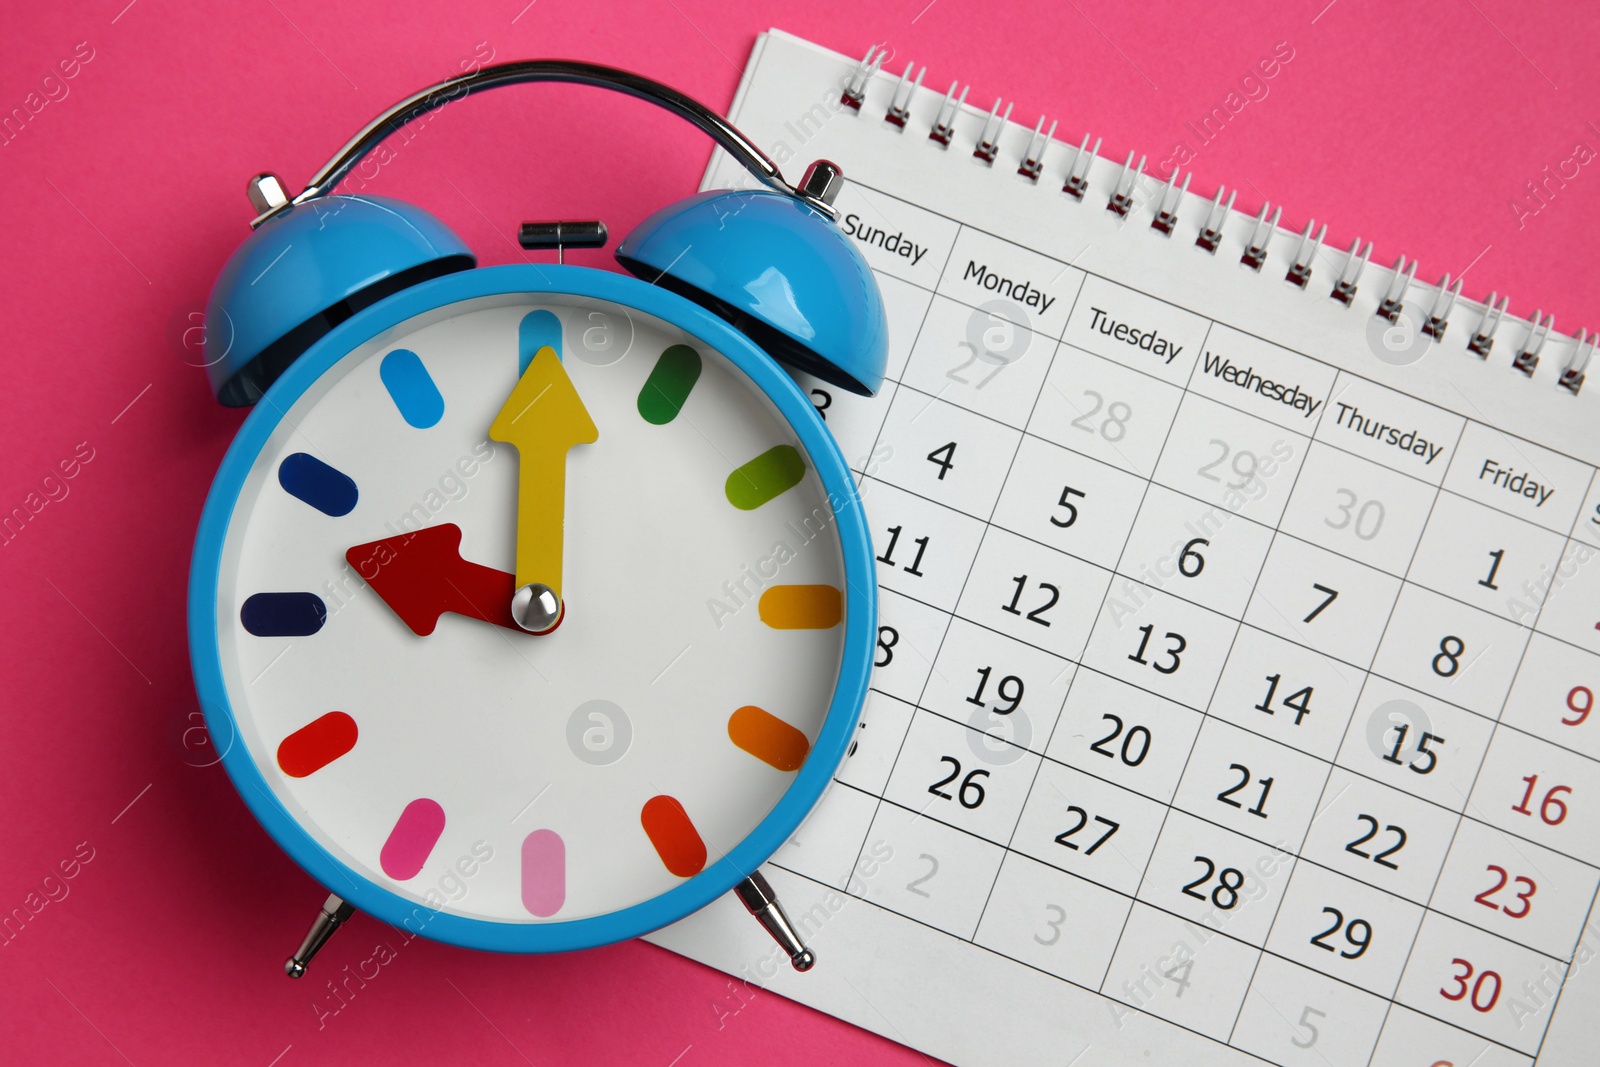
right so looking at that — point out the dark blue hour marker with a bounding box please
[278,453,357,516]
[379,349,445,429]
[519,310,562,374]
[241,592,327,637]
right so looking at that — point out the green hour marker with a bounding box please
[637,344,701,425]
[726,445,805,510]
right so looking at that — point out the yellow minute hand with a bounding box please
[488,345,598,632]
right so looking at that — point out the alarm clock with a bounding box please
[187,60,886,977]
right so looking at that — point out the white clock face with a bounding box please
[213,291,848,923]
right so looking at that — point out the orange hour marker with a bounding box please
[757,584,842,629]
[640,795,706,878]
[728,706,810,771]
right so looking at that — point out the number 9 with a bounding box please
[1565,686,1592,726]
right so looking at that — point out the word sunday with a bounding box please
[840,214,928,266]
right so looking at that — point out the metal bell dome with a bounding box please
[204,192,474,406]
[616,188,887,396]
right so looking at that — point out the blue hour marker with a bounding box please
[379,349,445,428]
[520,310,562,374]
[278,453,358,516]
[241,592,327,636]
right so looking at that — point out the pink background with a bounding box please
[1,0,1596,1063]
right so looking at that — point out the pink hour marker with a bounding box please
[521,829,566,917]
[380,798,445,880]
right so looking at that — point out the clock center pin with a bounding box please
[511,582,563,633]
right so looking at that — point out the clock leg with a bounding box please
[284,893,357,978]
[733,871,815,972]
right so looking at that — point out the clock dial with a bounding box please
[208,286,855,929]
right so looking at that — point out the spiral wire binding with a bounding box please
[1062,134,1100,201]
[1423,276,1462,339]
[885,62,924,128]
[840,45,886,110]
[842,46,1594,396]
[1378,257,1416,323]
[928,82,968,147]
[1242,204,1281,271]
[1152,170,1191,236]
[1197,188,1236,253]
[1018,117,1057,182]
[1286,221,1326,288]
[973,99,1013,164]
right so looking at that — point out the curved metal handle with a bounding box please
[285,60,806,210]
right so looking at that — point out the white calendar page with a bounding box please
[645,30,1600,1067]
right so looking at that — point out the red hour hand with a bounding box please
[346,524,522,636]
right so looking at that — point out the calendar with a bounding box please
[648,30,1600,1067]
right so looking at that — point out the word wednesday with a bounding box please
[1202,352,1321,418]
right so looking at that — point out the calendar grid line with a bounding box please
[839,225,965,892]
[1299,419,1503,1065]
[877,667,1600,900]
[827,212,1600,1065]
[1062,321,1264,1005]
[864,446,1590,668]
[862,363,1593,672]
[858,419,1591,653]
[843,701,1585,966]
[1532,856,1600,1061]
[922,270,1096,943]
[877,561,1600,799]
[792,782,1540,1062]
[1044,331,1585,543]
[847,176,1600,473]
[1424,464,1600,1065]
[1196,374,1343,1046]
[846,226,1090,933]
[700,43,1600,1067]
[872,596,1600,875]
[762,855,1285,1067]
[864,370,1588,685]
[837,777,1576,998]
[966,451,1216,940]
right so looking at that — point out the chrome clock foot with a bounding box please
[285,893,356,978]
[734,870,815,972]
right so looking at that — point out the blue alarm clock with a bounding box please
[187,61,886,977]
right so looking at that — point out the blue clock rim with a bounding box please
[188,264,878,953]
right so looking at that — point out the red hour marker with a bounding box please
[640,795,706,878]
[276,712,358,777]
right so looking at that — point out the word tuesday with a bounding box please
[1086,307,1184,363]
